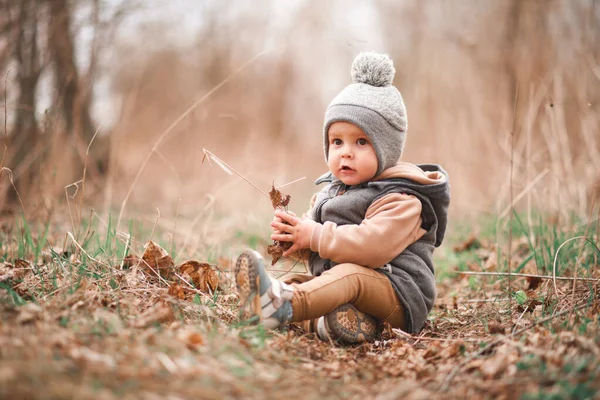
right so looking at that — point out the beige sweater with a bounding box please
[303,162,447,269]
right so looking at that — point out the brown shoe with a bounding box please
[317,303,379,344]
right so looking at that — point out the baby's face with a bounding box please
[327,122,378,186]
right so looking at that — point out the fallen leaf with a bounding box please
[141,241,174,280]
[16,303,43,324]
[440,341,465,358]
[133,302,174,328]
[518,298,542,313]
[0,262,16,282]
[14,259,32,269]
[168,283,186,300]
[526,275,543,291]
[177,260,219,292]
[0,260,29,283]
[479,344,519,379]
[480,355,508,378]
[122,254,141,269]
[453,232,480,253]
[488,321,505,334]
[178,329,204,350]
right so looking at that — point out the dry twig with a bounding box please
[116,50,268,232]
[459,271,599,283]
[552,236,600,297]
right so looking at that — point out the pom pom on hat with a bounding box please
[323,52,407,175]
[350,52,395,87]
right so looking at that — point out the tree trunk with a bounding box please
[47,0,94,142]
[9,0,42,204]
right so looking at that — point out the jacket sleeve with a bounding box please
[309,193,426,268]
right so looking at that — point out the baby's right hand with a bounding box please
[272,210,296,234]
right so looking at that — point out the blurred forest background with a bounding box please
[0,0,599,229]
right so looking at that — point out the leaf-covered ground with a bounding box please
[0,216,598,399]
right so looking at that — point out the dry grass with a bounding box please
[0,213,598,399]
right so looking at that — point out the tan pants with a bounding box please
[285,263,406,330]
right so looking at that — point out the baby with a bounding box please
[235,52,450,343]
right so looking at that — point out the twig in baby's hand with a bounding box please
[276,176,306,190]
[200,149,304,265]
[202,148,270,199]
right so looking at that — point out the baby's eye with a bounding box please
[357,138,368,145]
[332,138,343,146]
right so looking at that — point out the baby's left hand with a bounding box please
[270,210,317,257]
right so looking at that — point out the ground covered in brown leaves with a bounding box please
[0,217,598,399]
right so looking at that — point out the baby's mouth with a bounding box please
[340,165,354,172]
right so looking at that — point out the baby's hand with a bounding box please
[270,210,316,257]
[271,210,296,234]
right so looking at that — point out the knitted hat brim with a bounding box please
[323,104,405,176]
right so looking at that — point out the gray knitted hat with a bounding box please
[323,52,407,175]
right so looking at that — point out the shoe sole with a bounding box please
[235,251,261,323]
[325,303,378,344]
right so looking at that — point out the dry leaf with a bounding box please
[480,358,507,379]
[0,262,15,283]
[488,321,505,334]
[141,241,174,280]
[133,302,174,328]
[1,260,29,282]
[479,345,519,379]
[453,232,480,253]
[16,303,43,324]
[268,187,292,258]
[440,342,464,358]
[168,283,186,300]
[14,259,32,269]
[267,185,293,265]
[177,260,219,292]
[269,184,291,209]
[517,298,542,313]
[526,276,543,291]
[178,329,204,350]
[122,254,141,269]
[267,242,291,265]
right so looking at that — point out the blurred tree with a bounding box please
[47,0,95,142]
[0,0,46,206]
[0,0,134,212]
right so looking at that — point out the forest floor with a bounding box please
[0,212,598,400]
